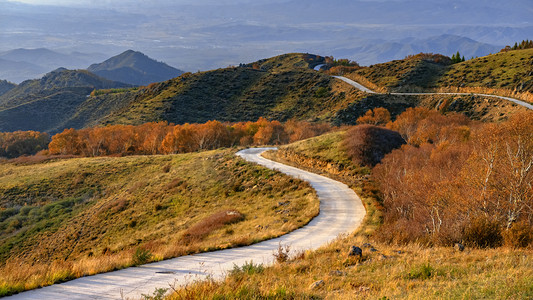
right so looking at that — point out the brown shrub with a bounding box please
[183,209,244,243]
[463,216,502,248]
[503,222,533,248]
[344,125,405,167]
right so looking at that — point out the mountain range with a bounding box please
[1,0,530,71]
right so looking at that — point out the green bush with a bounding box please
[132,247,153,265]
[229,261,264,278]
[407,263,434,280]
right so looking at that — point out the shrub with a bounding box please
[344,125,405,167]
[229,261,264,278]
[463,216,502,248]
[273,242,291,263]
[407,263,434,280]
[132,247,153,265]
[503,222,533,248]
[183,210,244,243]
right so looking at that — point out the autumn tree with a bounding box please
[344,125,405,167]
[356,107,391,126]
[0,131,50,158]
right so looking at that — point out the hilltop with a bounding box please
[0,80,16,97]
[0,53,365,133]
[0,69,130,133]
[87,50,185,86]
[347,48,533,95]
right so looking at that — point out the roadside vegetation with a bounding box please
[344,47,533,103]
[168,108,533,299]
[0,149,318,296]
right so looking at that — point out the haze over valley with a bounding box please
[0,0,531,83]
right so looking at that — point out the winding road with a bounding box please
[315,62,533,110]
[8,148,365,300]
[333,74,533,110]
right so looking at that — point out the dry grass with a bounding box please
[168,131,533,299]
[435,86,533,104]
[343,73,387,93]
[182,209,245,243]
[0,149,319,296]
[168,237,533,299]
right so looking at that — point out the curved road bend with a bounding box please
[9,148,365,300]
[332,75,533,110]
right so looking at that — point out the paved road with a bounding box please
[9,148,365,300]
[332,76,533,110]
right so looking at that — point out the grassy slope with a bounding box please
[335,50,532,122]
[94,53,364,126]
[169,133,533,299]
[436,48,533,92]
[0,70,132,133]
[0,53,365,133]
[349,49,533,93]
[0,149,318,295]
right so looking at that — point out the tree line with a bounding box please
[352,107,533,248]
[48,118,332,157]
[0,131,49,158]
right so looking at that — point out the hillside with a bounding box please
[0,51,531,134]
[170,117,533,299]
[0,69,131,133]
[0,80,16,97]
[348,49,533,95]
[0,53,365,133]
[91,53,363,126]
[0,149,318,295]
[87,50,184,86]
[436,48,533,92]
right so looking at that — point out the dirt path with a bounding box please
[8,148,365,300]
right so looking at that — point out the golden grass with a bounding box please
[435,86,533,104]
[343,73,387,93]
[167,132,533,299]
[0,149,319,296]
[168,238,533,299]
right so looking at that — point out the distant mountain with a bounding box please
[87,50,185,86]
[0,58,48,84]
[0,48,108,83]
[333,35,502,66]
[0,69,131,133]
[0,80,16,97]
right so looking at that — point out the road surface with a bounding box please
[332,75,533,110]
[8,148,365,300]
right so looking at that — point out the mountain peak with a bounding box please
[87,50,184,86]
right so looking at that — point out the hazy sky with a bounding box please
[1,0,531,76]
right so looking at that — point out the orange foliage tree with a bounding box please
[48,118,333,157]
[356,107,391,126]
[374,109,533,247]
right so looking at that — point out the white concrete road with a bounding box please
[332,76,533,110]
[8,148,365,300]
